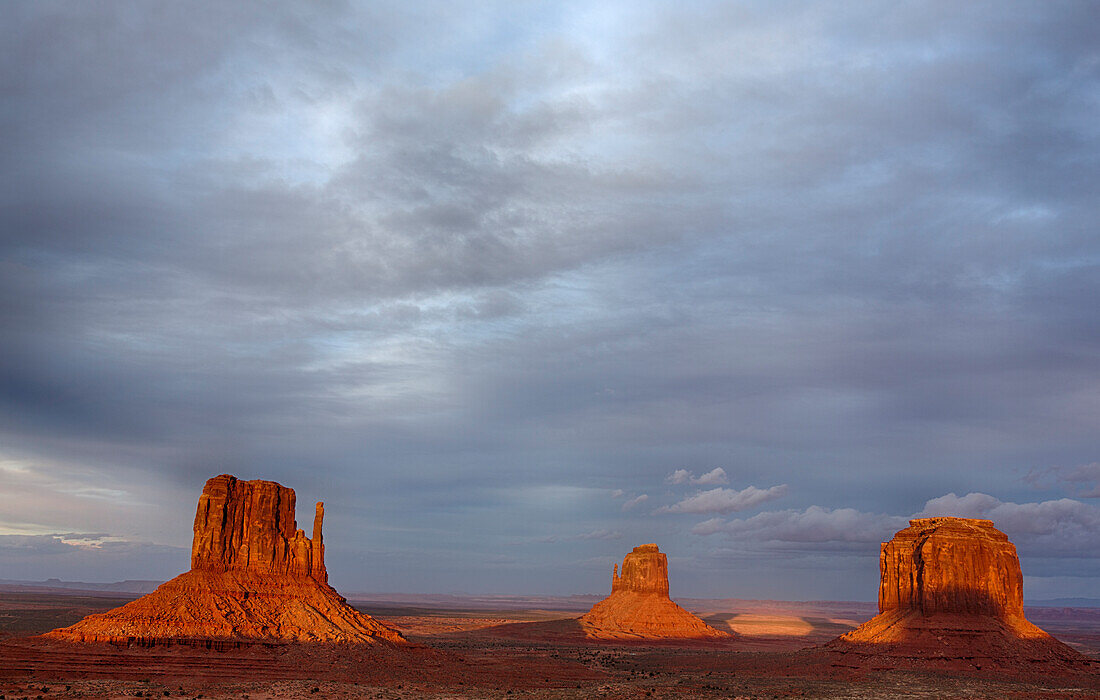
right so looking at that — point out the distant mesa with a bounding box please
[579,544,728,640]
[48,474,406,647]
[825,517,1085,669]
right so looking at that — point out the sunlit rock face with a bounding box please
[48,475,405,647]
[877,517,1025,619]
[191,475,327,581]
[579,544,728,640]
[828,517,1084,669]
[611,543,670,596]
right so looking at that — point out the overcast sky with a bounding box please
[2,1,1099,601]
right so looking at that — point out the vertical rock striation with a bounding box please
[579,544,728,640]
[48,475,405,647]
[190,475,326,578]
[876,517,1025,620]
[611,543,670,595]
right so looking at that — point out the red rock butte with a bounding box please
[827,517,1083,667]
[48,475,406,647]
[579,544,728,640]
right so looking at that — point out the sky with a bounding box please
[1,1,1099,601]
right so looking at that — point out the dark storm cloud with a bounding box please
[1,1,1098,597]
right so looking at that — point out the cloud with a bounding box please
[666,468,729,486]
[658,485,788,515]
[536,528,622,544]
[575,528,622,541]
[691,518,732,536]
[666,469,691,485]
[1067,463,1100,498]
[609,489,625,499]
[918,492,1100,555]
[0,2,1099,597]
[622,494,649,511]
[0,533,187,581]
[690,492,1100,566]
[692,506,907,546]
[0,534,85,554]
[0,533,180,555]
[1026,462,1100,498]
[694,468,728,486]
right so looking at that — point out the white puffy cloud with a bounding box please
[665,467,730,486]
[693,468,729,486]
[659,484,788,514]
[690,517,729,536]
[622,494,649,511]
[666,469,692,485]
[918,492,1100,555]
[692,505,907,545]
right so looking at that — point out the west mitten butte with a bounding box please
[48,475,405,647]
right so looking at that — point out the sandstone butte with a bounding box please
[579,544,728,640]
[48,474,406,647]
[827,517,1083,667]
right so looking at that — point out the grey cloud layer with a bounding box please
[658,484,789,514]
[0,534,186,581]
[920,492,1100,556]
[1,1,1098,597]
[685,492,1100,569]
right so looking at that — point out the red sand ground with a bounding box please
[1,592,1098,698]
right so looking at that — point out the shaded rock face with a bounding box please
[49,475,405,647]
[829,517,1084,670]
[580,544,727,640]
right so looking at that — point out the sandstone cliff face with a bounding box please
[611,543,669,596]
[877,517,1024,618]
[49,475,404,647]
[830,517,1082,668]
[191,475,327,581]
[580,544,727,640]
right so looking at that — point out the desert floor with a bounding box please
[0,591,1097,699]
